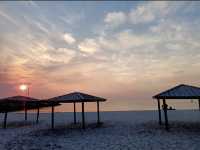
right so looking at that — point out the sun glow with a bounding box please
[19,84,28,91]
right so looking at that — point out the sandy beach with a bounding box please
[0,110,200,150]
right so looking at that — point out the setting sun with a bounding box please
[19,84,28,91]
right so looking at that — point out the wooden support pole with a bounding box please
[198,99,200,111]
[36,105,40,124]
[81,102,85,129]
[25,102,27,121]
[51,104,54,129]
[3,111,7,129]
[163,99,169,130]
[97,101,100,124]
[157,99,162,125]
[73,102,76,124]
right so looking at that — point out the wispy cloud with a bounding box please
[0,9,18,26]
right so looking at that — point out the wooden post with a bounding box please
[157,99,162,125]
[73,102,76,124]
[51,104,54,129]
[36,105,40,124]
[97,101,100,124]
[163,99,169,130]
[3,111,7,129]
[198,99,200,111]
[81,102,85,129]
[25,102,27,121]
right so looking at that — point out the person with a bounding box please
[162,104,168,110]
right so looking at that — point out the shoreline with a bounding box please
[13,108,200,114]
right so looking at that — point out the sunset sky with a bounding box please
[0,1,200,111]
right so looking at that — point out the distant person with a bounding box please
[162,104,168,110]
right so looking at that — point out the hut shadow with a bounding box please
[1,120,37,128]
[30,122,108,137]
[169,121,200,133]
[140,121,200,133]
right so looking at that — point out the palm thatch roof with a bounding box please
[0,95,40,103]
[153,84,200,99]
[0,96,41,113]
[48,92,106,103]
[0,96,60,113]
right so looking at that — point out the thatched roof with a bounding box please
[0,95,40,103]
[153,84,200,99]
[48,92,106,103]
[0,96,60,113]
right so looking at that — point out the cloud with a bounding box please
[47,48,76,64]
[129,5,155,24]
[104,11,126,27]
[96,30,159,52]
[149,19,192,42]
[103,1,183,27]
[78,39,99,54]
[87,11,200,86]
[23,45,77,72]
[116,30,159,49]
[129,1,170,24]
[63,33,76,44]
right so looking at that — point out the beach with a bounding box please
[0,110,200,150]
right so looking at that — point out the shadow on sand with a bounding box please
[139,120,200,133]
[30,122,107,137]
[1,120,38,128]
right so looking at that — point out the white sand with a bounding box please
[0,110,200,150]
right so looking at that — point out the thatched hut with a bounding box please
[153,84,200,130]
[0,95,59,128]
[47,92,107,129]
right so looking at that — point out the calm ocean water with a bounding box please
[27,99,200,113]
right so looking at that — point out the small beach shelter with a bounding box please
[47,92,107,129]
[153,84,200,130]
[0,95,41,128]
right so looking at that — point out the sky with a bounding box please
[0,1,200,111]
